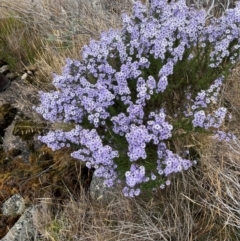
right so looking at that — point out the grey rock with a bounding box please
[0,79,42,121]
[1,206,37,241]
[2,194,26,216]
[89,174,121,205]
[0,78,45,162]
[0,194,43,241]
[21,73,28,81]
[0,65,9,74]
[2,120,30,162]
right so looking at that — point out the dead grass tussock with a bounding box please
[0,0,133,83]
[0,15,40,71]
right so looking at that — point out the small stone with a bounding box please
[27,70,33,75]
[21,73,28,80]
[0,65,9,74]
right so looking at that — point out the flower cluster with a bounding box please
[156,142,193,177]
[206,8,240,66]
[184,76,226,127]
[123,164,149,197]
[35,0,239,197]
[213,130,236,141]
[184,76,236,140]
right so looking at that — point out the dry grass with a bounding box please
[0,0,131,85]
[32,135,240,240]
[0,0,240,240]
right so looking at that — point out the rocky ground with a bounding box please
[0,60,98,240]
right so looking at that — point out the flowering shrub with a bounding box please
[35,0,239,197]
